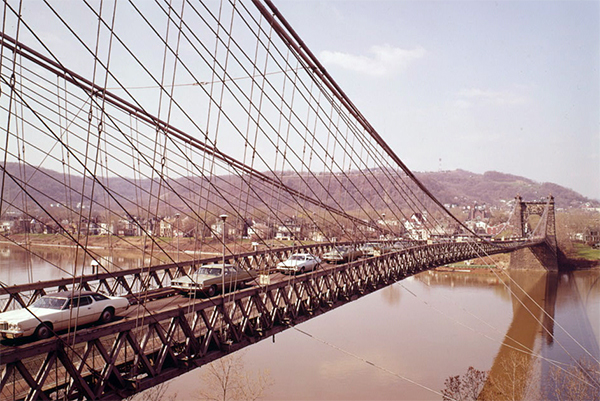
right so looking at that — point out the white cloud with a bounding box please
[457,88,528,106]
[319,44,426,77]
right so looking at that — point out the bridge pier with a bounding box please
[509,195,559,271]
[510,245,559,271]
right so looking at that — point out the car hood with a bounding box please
[174,274,218,284]
[0,307,58,323]
[278,259,305,267]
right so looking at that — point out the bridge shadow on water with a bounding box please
[480,269,600,400]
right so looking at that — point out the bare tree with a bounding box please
[442,366,488,401]
[482,351,540,400]
[551,357,600,401]
[197,351,273,401]
[444,351,544,401]
[124,381,177,401]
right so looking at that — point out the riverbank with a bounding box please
[0,233,254,254]
[559,253,600,270]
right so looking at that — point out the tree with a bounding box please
[125,381,177,401]
[551,357,600,401]
[480,351,540,401]
[197,351,273,401]
[442,366,488,401]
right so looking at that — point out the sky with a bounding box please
[2,0,598,202]
[273,1,600,200]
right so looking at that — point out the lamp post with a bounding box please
[175,213,180,263]
[219,214,228,342]
[219,214,228,296]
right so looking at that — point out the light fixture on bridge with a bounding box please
[220,214,228,306]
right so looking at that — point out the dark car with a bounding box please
[322,246,363,263]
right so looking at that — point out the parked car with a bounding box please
[276,253,321,274]
[322,246,363,264]
[0,291,130,340]
[392,241,408,251]
[171,263,257,297]
[360,243,379,257]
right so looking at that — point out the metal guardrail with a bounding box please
[0,239,529,400]
[0,240,398,312]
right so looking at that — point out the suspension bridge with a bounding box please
[0,0,558,399]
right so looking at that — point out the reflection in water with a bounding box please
[0,243,151,286]
[477,269,599,400]
[2,242,599,400]
[481,270,555,399]
[381,284,402,307]
[243,268,600,400]
[542,271,600,400]
[168,270,521,400]
[416,270,512,303]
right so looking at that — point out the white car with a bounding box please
[276,253,321,275]
[0,291,130,340]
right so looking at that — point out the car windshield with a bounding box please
[32,297,67,310]
[197,267,222,276]
[290,255,306,261]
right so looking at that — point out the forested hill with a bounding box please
[0,162,596,212]
[416,170,596,208]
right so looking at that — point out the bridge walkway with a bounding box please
[0,240,532,400]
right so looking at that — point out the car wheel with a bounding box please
[207,285,218,297]
[35,323,53,340]
[99,308,115,324]
[299,266,305,274]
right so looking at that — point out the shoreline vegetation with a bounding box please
[1,234,597,271]
[0,233,254,257]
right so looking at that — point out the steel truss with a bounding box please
[0,240,532,400]
[0,241,394,313]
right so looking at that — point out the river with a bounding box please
[1,243,598,400]
[172,268,600,400]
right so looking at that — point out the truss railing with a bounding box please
[0,239,533,400]
[0,240,406,312]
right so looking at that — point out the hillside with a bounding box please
[0,163,596,216]
[416,170,595,209]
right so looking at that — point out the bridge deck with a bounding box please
[0,240,530,400]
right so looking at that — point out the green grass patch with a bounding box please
[573,243,600,261]
[446,262,496,269]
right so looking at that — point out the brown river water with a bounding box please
[1,243,598,400]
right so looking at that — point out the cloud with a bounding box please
[457,88,528,106]
[319,44,426,77]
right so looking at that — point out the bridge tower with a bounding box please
[509,195,559,271]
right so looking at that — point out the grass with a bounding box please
[573,243,600,261]
[446,262,496,269]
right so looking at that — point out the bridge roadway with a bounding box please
[0,240,386,313]
[0,270,320,350]
[0,239,534,400]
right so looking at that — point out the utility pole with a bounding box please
[219,214,228,297]
[219,214,228,342]
[175,213,180,263]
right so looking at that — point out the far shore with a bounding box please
[2,234,597,270]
